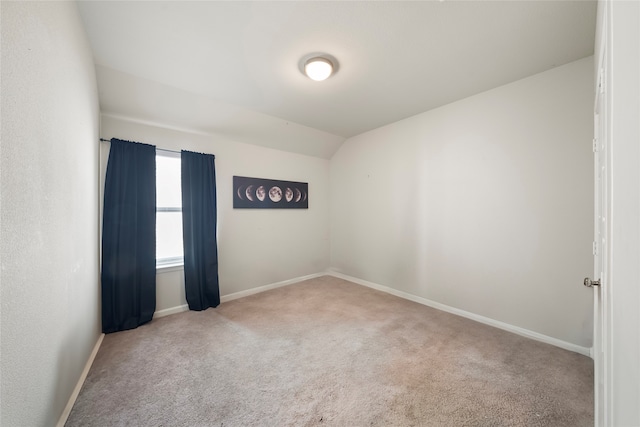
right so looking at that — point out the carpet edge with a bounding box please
[327,270,592,357]
[155,304,190,318]
[220,272,326,303]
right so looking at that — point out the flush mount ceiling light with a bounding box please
[305,57,333,81]
[300,54,338,81]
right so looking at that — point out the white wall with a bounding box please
[330,57,594,348]
[100,115,330,312]
[1,2,100,426]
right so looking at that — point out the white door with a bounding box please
[593,1,640,424]
[591,17,611,425]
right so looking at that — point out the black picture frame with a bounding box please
[233,176,308,209]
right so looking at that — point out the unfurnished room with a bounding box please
[1,1,639,426]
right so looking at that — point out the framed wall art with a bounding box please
[233,176,308,209]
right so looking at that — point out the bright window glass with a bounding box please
[156,152,183,267]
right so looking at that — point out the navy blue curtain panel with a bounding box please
[101,139,156,333]
[181,150,220,311]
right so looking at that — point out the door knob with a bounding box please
[584,277,601,287]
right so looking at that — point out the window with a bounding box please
[156,151,183,267]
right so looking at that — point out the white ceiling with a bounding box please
[78,1,596,158]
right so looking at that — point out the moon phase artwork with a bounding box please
[234,176,308,209]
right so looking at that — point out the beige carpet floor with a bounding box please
[66,275,593,426]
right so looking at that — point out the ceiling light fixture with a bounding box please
[303,56,335,81]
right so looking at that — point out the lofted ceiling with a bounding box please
[78,1,597,159]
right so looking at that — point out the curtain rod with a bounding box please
[99,138,180,154]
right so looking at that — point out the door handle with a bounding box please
[584,277,601,287]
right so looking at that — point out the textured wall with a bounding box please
[100,115,330,312]
[330,57,594,347]
[1,2,100,425]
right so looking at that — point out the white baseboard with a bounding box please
[154,272,326,317]
[327,271,591,357]
[55,270,591,427]
[221,272,326,303]
[150,270,590,356]
[57,333,105,427]
[155,304,189,318]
